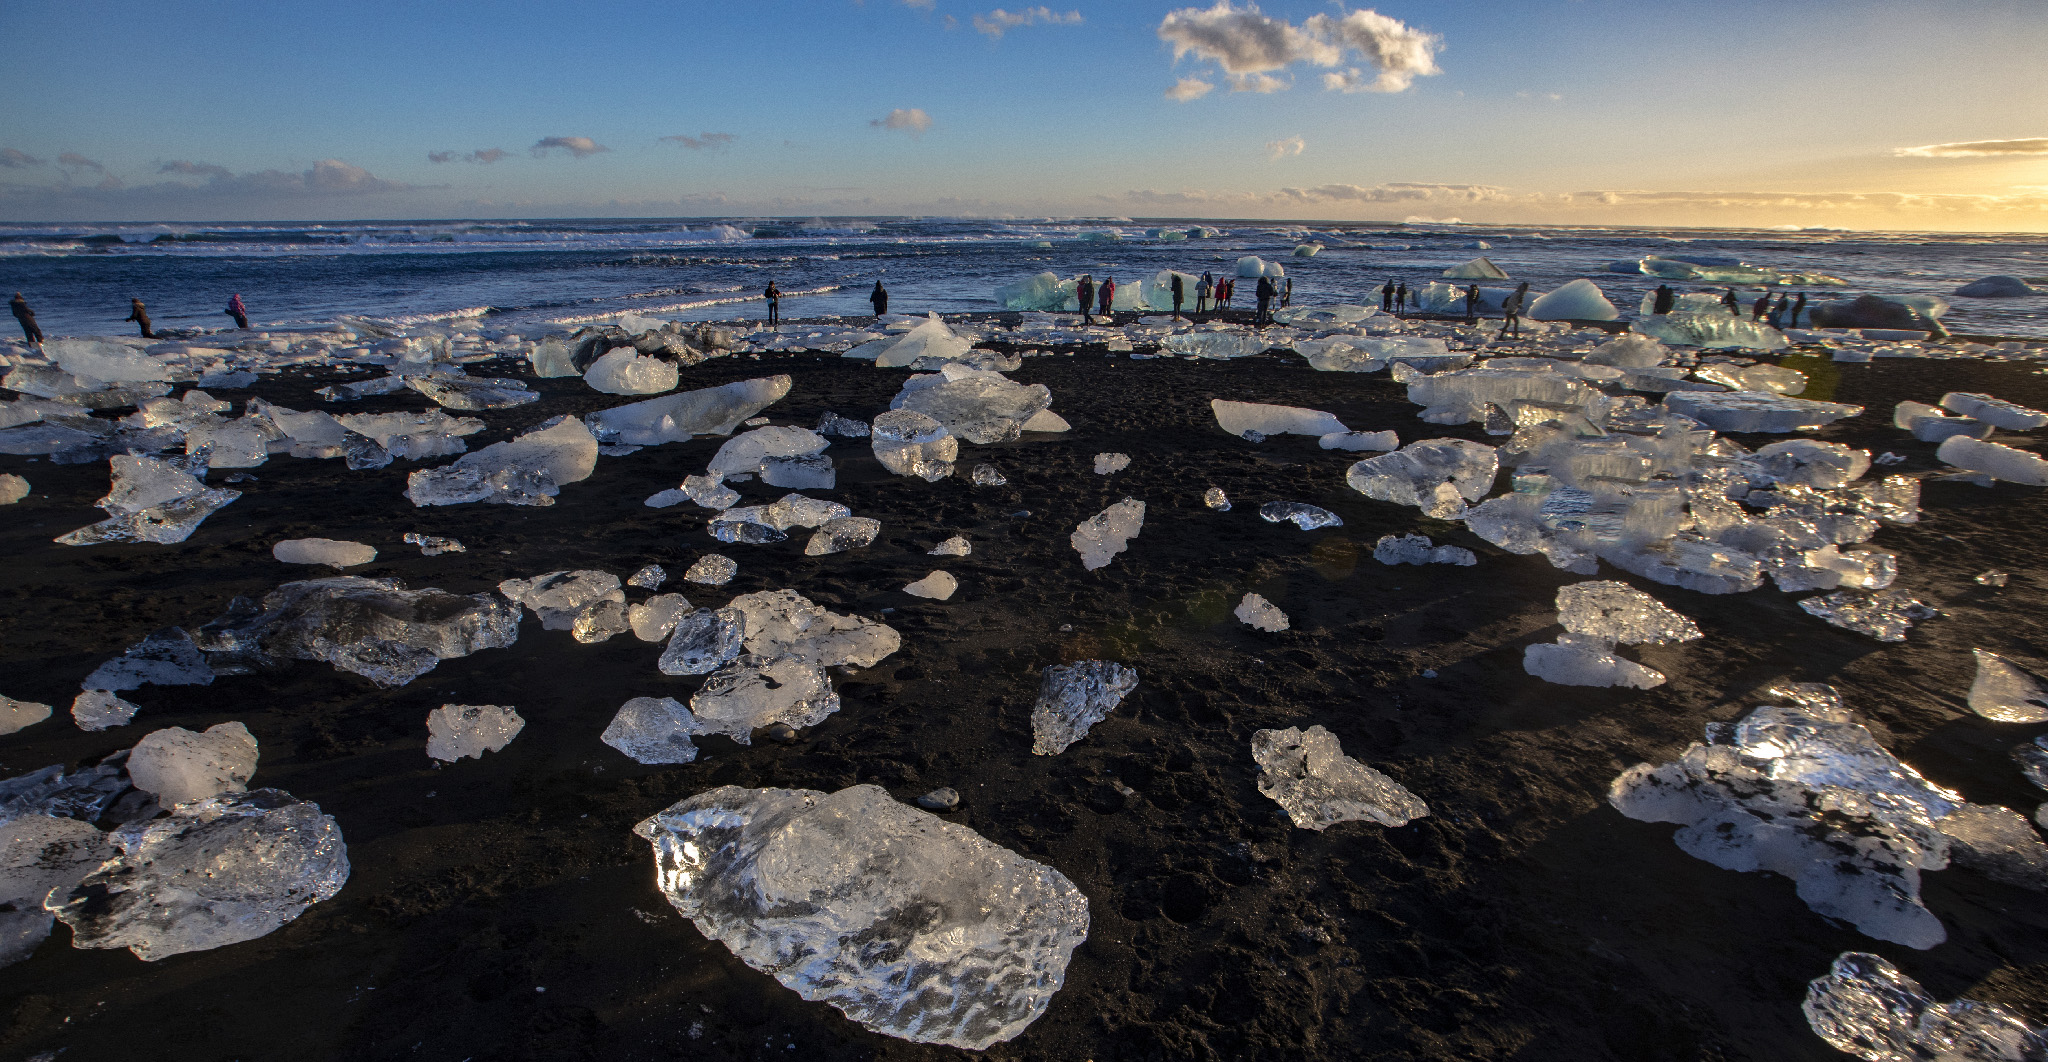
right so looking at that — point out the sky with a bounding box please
[2,0,2046,230]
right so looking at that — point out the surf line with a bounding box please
[545,285,842,325]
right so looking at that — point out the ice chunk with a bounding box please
[45,337,172,383]
[1346,439,1499,519]
[0,473,29,504]
[193,576,520,687]
[425,704,524,761]
[674,473,740,510]
[1296,335,1456,373]
[861,316,976,368]
[633,784,1088,1049]
[627,564,666,590]
[401,532,464,556]
[1093,452,1130,475]
[1259,501,1343,530]
[1893,400,1991,443]
[621,593,688,643]
[583,349,678,395]
[659,608,746,676]
[972,463,1008,487]
[1557,581,1701,646]
[1071,499,1145,570]
[684,592,899,741]
[1204,486,1231,510]
[871,409,958,481]
[408,374,540,412]
[1936,436,2048,486]
[684,554,738,585]
[1372,533,1476,566]
[1978,569,2011,587]
[406,415,598,507]
[1524,640,1665,688]
[1801,590,1936,642]
[55,454,240,546]
[72,690,140,731]
[1804,951,2048,1062]
[1746,440,1872,490]
[1210,399,1347,439]
[1234,592,1288,632]
[1809,294,1949,333]
[0,812,111,966]
[1022,408,1071,432]
[1320,430,1397,452]
[1635,312,1789,352]
[1252,725,1428,830]
[601,697,699,765]
[1527,278,1619,321]
[1665,391,1862,433]
[1406,366,1600,427]
[1443,257,1509,280]
[929,535,971,556]
[335,410,483,459]
[50,788,348,961]
[1585,333,1670,369]
[499,570,623,629]
[797,516,874,556]
[891,366,1052,444]
[903,571,958,600]
[271,537,376,569]
[585,376,792,446]
[1160,332,1270,360]
[1953,275,2039,298]
[1968,650,2048,724]
[128,722,258,807]
[708,425,829,478]
[81,627,214,692]
[995,271,1074,311]
[1031,661,1138,755]
[529,335,577,377]
[816,411,871,437]
[0,696,51,735]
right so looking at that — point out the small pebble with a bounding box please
[916,787,960,811]
[760,721,799,745]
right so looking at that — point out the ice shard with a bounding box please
[1258,501,1343,530]
[601,697,700,765]
[406,374,540,411]
[71,690,139,731]
[684,554,738,585]
[1523,640,1666,689]
[684,592,899,742]
[1664,391,1863,433]
[272,538,377,569]
[1093,452,1130,475]
[1071,499,1145,570]
[584,376,793,446]
[1210,399,1348,439]
[1556,581,1701,646]
[632,784,1088,1049]
[425,704,524,761]
[0,696,51,736]
[1940,392,2048,431]
[498,570,624,630]
[406,415,597,507]
[1800,590,1937,642]
[627,593,693,642]
[1936,436,2048,487]
[583,349,679,395]
[1252,725,1428,830]
[891,365,1053,444]
[659,607,746,676]
[403,533,465,555]
[1031,661,1138,755]
[871,410,958,481]
[82,627,215,692]
[928,535,972,556]
[1804,951,2048,1062]
[55,454,240,546]
[1371,533,1476,566]
[902,571,958,600]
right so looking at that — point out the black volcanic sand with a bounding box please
[3,337,2047,1062]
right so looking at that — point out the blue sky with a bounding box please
[3,0,2045,228]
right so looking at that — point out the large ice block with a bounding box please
[583,349,678,395]
[892,365,1053,444]
[1252,725,1428,830]
[1967,650,2048,723]
[871,409,958,481]
[45,338,172,383]
[1346,439,1499,519]
[584,376,792,446]
[1936,436,2048,486]
[127,722,258,807]
[55,454,240,546]
[194,576,519,687]
[1803,951,2048,1062]
[1210,399,1347,439]
[601,697,700,764]
[1665,391,1863,433]
[1527,279,1619,321]
[406,415,597,507]
[1031,661,1139,755]
[1442,257,1509,280]
[1634,312,1789,352]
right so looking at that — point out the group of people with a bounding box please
[7,292,251,345]
[1152,271,1292,324]
[1647,283,1808,328]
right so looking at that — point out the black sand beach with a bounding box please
[3,331,2047,1061]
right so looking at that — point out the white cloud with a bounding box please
[972,6,1082,38]
[661,133,737,151]
[1164,77,1215,102]
[57,152,104,173]
[531,136,610,158]
[1896,138,2048,158]
[1156,2,1441,96]
[1265,136,1305,160]
[0,148,43,168]
[429,148,508,164]
[871,108,933,135]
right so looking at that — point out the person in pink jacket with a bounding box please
[226,294,249,329]
[1097,276,1115,319]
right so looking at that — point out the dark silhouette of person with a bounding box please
[126,298,154,339]
[1220,276,1234,309]
[1196,272,1213,314]
[1076,275,1095,325]
[1652,284,1675,314]
[1170,273,1185,318]
[764,281,781,327]
[1281,276,1292,308]
[1381,279,1395,311]
[1098,275,1115,319]
[1789,293,1807,328]
[869,281,888,318]
[1464,283,1481,324]
[1394,282,1408,316]
[1721,288,1739,314]
[10,293,42,345]
[1767,294,1789,329]
[226,293,249,329]
[1499,281,1531,338]
[1254,274,1275,325]
[1751,293,1772,321]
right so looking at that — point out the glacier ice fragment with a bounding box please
[1093,452,1130,475]
[601,697,700,765]
[929,535,971,556]
[55,454,240,546]
[1556,581,1700,646]
[406,415,597,507]
[1371,533,1476,566]
[628,593,693,642]
[1523,641,1665,688]
[402,532,464,555]
[1346,439,1499,519]
[425,704,524,761]
[1210,399,1347,439]
[499,570,624,629]
[1940,392,2048,430]
[0,696,51,736]
[627,564,666,590]
[871,409,958,481]
[1071,499,1145,570]
[82,628,214,692]
[1527,278,1619,321]
[1203,487,1231,511]
[193,576,519,687]
[1936,436,2048,486]
[1252,725,1428,830]
[1967,650,2048,724]
[1664,391,1862,433]
[659,608,746,676]
[272,537,376,569]
[585,376,792,446]
[1234,592,1288,632]
[1259,501,1342,530]
[127,722,258,808]
[583,349,678,395]
[804,517,881,556]
[0,474,26,505]
[1801,590,1936,642]
[902,571,958,600]
[685,554,738,585]
[72,690,139,731]
[1804,951,2048,1062]
[0,812,111,966]
[891,366,1052,444]
[1031,661,1138,756]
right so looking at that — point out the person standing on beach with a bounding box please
[1170,273,1185,318]
[1218,276,1233,311]
[1098,275,1115,319]
[1281,276,1292,308]
[1721,288,1739,314]
[1751,293,1771,321]
[1464,284,1480,324]
[1499,281,1530,338]
[1767,294,1788,329]
[1381,279,1395,312]
[226,293,249,329]
[869,281,888,318]
[765,281,781,327]
[1196,272,1213,314]
[125,298,154,339]
[1653,284,1675,314]
[10,293,42,345]
[1254,274,1275,325]
[1789,292,1807,328]
[1076,275,1095,325]
[1394,282,1408,316]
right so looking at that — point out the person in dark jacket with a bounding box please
[1280,276,1292,308]
[1381,279,1395,311]
[1394,282,1408,316]
[1789,292,1807,328]
[1076,275,1095,325]
[1254,274,1275,325]
[10,293,42,345]
[1464,283,1481,324]
[1767,294,1789,329]
[1751,293,1772,321]
[226,293,249,329]
[1721,288,1739,314]
[1652,284,1676,314]
[1499,282,1530,338]
[1098,276,1115,319]
[869,281,888,318]
[1170,273,1185,318]
[125,298,154,339]
[765,281,780,327]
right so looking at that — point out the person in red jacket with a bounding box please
[226,293,249,329]
[1098,276,1115,319]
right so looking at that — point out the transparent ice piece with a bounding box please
[903,571,958,600]
[1259,501,1343,530]
[1252,725,1428,830]
[928,535,972,556]
[402,532,464,555]
[127,722,257,808]
[1030,661,1138,755]
[1633,311,1789,352]
[1800,590,1937,642]
[659,608,747,676]
[0,812,111,967]
[54,454,240,546]
[627,564,666,590]
[891,365,1052,444]
[1804,951,2048,1062]
[815,411,870,437]
[1523,640,1665,688]
[1160,332,1268,359]
[583,349,678,395]
[1664,391,1863,433]
[1936,436,2048,486]
[194,576,519,687]
[82,627,214,692]
[405,415,597,507]
[499,570,623,629]
[1967,650,2048,724]
[72,690,139,731]
[1210,399,1348,439]
[1371,532,1477,566]
[1346,439,1499,519]
[1071,499,1145,570]
[1320,430,1399,452]
[1234,592,1288,632]
[571,597,631,643]
[1940,392,2048,431]
[707,426,828,478]
[424,704,524,761]
[406,374,540,411]
[628,593,693,642]
[871,410,957,481]
[1556,581,1701,646]
[684,554,738,585]
[600,697,699,765]
[584,376,793,446]
[971,464,1008,487]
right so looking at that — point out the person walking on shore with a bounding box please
[1196,272,1213,314]
[126,298,154,339]
[1281,276,1292,309]
[765,281,781,327]
[1789,292,1807,328]
[1170,272,1185,319]
[1098,275,1115,319]
[226,293,249,329]
[1076,275,1095,325]
[1767,294,1788,329]
[10,293,42,345]
[1464,283,1480,324]
[1381,279,1395,312]
[869,281,888,318]
[1394,282,1408,317]
[1721,288,1739,315]
[1254,274,1275,326]
[1653,284,1675,315]
[1499,282,1530,339]
[1751,293,1771,321]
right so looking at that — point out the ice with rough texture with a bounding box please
[1320,430,1399,452]
[55,454,240,546]
[1527,278,1620,321]
[0,696,51,736]
[1804,951,2048,1062]
[1210,399,1347,439]
[406,415,598,507]
[1557,581,1701,646]
[1443,257,1509,280]
[402,532,465,555]
[1204,486,1231,511]
[929,535,972,556]
[860,316,977,368]
[816,411,871,437]
[1940,392,2048,430]
[804,516,882,556]
[49,788,348,961]
[601,697,700,765]
[1665,391,1863,433]
[628,593,693,642]
[972,464,1007,487]
[0,812,111,966]
[499,570,624,629]
[685,596,898,742]
[424,704,524,761]
[583,349,679,395]
[1252,725,1429,830]
[1747,440,1872,490]
[1161,332,1270,360]
[585,376,792,446]
[1093,452,1130,475]
[685,554,738,585]
[1635,311,1789,351]
[659,607,747,676]
[1523,640,1666,688]
[1372,533,1477,566]
[871,409,958,482]
[1937,436,2048,486]
[193,576,520,687]
[1071,499,1145,570]
[82,627,214,692]
[1259,501,1343,530]
[902,571,959,600]
[1801,590,1937,642]
[1968,650,2048,724]
[272,537,376,569]
[633,784,1089,1049]
[127,722,258,807]
[892,365,1052,444]
[45,337,173,383]
[72,690,139,730]
[627,564,666,590]
[406,374,540,411]
[1031,661,1139,755]
[0,474,26,504]
[1234,592,1288,632]
[708,426,833,489]
[1893,400,1992,443]
[1346,439,1500,519]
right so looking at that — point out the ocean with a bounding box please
[2,217,2044,338]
